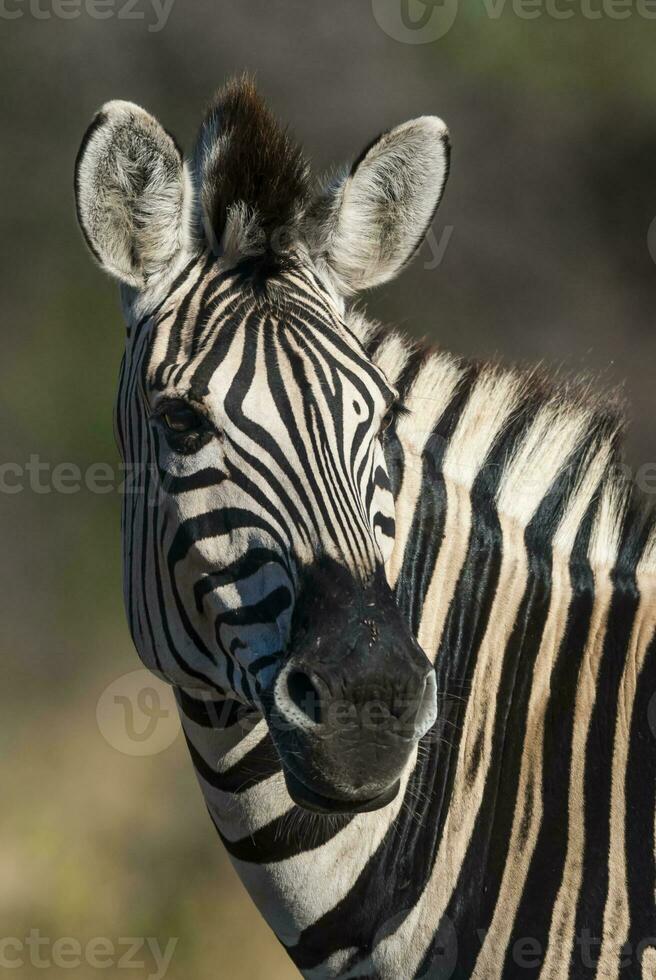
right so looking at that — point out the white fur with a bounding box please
[307,117,450,295]
[75,100,194,292]
[372,332,413,387]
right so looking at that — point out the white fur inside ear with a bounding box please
[75,100,194,290]
[309,116,450,295]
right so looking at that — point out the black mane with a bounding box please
[193,75,311,260]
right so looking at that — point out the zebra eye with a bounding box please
[380,400,408,434]
[162,403,203,433]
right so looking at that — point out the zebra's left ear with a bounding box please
[305,117,450,295]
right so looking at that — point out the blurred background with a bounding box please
[2,2,656,977]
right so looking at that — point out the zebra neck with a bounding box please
[363,332,656,976]
[175,685,431,966]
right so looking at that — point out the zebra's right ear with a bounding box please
[74,101,194,291]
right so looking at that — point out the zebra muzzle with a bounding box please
[264,558,437,814]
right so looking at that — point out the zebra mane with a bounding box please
[193,74,311,270]
[346,310,656,577]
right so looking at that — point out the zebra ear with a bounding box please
[74,101,194,290]
[306,117,450,295]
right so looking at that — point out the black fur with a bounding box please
[194,75,311,259]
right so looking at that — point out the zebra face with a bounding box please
[75,79,450,812]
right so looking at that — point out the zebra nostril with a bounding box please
[287,669,324,725]
[412,671,438,739]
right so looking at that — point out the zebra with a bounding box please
[74,76,656,979]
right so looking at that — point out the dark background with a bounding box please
[2,3,656,977]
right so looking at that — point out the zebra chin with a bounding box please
[262,558,438,815]
[281,767,403,815]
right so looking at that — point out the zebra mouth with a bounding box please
[283,768,400,815]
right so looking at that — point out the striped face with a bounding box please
[76,81,448,812]
[117,257,399,705]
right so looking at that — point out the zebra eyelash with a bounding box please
[148,395,213,426]
[380,400,410,432]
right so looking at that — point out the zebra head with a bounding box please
[75,78,450,814]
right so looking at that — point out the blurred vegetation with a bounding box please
[2,2,656,977]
